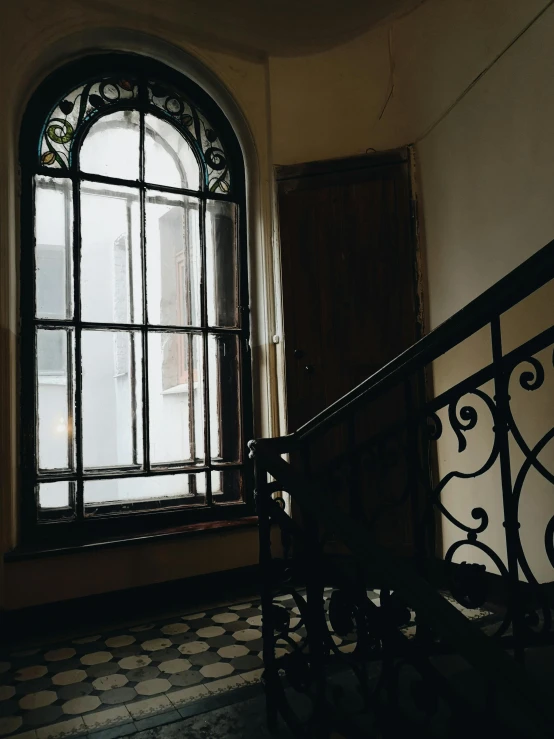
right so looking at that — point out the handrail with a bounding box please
[261,239,554,450]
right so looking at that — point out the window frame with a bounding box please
[19,53,254,549]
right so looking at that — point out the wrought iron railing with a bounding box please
[249,240,554,737]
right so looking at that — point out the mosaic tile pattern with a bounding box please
[0,590,496,739]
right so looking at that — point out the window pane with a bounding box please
[35,176,73,320]
[39,481,70,509]
[80,110,140,180]
[84,473,206,505]
[145,114,200,191]
[212,469,243,504]
[146,192,201,327]
[206,201,238,327]
[208,334,241,463]
[148,332,204,464]
[81,181,142,324]
[82,330,143,469]
[37,329,72,470]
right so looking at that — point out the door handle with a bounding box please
[304,364,315,374]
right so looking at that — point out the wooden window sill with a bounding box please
[4,516,259,563]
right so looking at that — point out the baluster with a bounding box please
[255,456,278,730]
[301,445,327,738]
[490,316,525,664]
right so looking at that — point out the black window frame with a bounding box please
[19,53,254,549]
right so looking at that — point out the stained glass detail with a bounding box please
[40,78,138,170]
[148,81,230,193]
[39,76,232,193]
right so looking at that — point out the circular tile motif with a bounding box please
[15,679,51,697]
[169,671,203,688]
[182,613,205,621]
[207,636,235,649]
[158,659,191,674]
[105,635,136,649]
[231,655,263,671]
[80,652,112,666]
[141,639,172,652]
[100,687,137,706]
[160,623,189,635]
[125,666,160,683]
[0,716,22,735]
[62,695,101,715]
[196,627,224,639]
[44,648,76,662]
[134,678,171,696]
[57,683,94,702]
[246,615,263,627]
[18,691,57,711]
[93,674,128,691]
[0,688,14,702]
[178,642,209,656]
[217,644,249,659]
[118,655,151,671]
[232,629,262,642]
[229,603,251,611]
[200,663,234,679]
[212,612,239,624]
[188,652,219,667]
[86,663,120,679]
[14,666,47,682]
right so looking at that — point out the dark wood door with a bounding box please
[277,149,422,555]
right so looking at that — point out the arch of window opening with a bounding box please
[21,56,252,545]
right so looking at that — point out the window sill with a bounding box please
[4,515,259,563]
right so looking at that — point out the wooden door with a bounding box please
[277,149,422,555]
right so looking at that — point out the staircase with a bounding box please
[249,241,554,738]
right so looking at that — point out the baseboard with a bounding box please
[0,564,260,646]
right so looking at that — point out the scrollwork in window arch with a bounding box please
[39,76,231,194]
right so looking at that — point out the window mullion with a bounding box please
[72,177,84,518]
[199,198,212,506]
[139,104,151,473]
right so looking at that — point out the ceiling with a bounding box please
[93,0,425,56]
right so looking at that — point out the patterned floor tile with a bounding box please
[1,587,491,739]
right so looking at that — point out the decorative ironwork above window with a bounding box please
[40,77,231,194]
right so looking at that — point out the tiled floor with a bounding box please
[0,590,495,739]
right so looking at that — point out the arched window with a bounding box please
[20,54,253,546]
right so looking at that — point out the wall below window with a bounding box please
[3,526,268,610]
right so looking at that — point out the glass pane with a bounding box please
[208,334,241,463]
[148,332,204,464]
[35,176,73,320]
[81,181,142,324]
[206,201,238,327]
[39,481,70,509]
[82,330,143,469]
[212,469,243,504]
[145,192,201,327]
[79,110,140,180]
[37,329,72,470]
[145,114,200,191]
[84,473,206,505]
